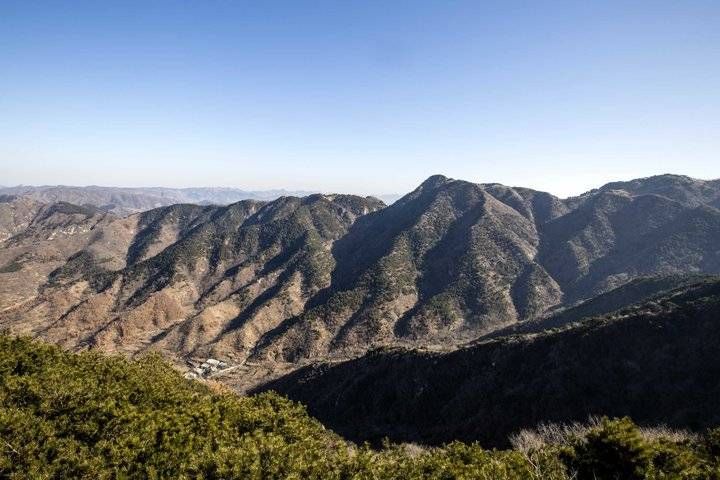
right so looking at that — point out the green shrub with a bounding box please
[565,417,654,479]
[0,260,22,273]
[706,428,720,458]
[647,438,714,479]
[564,417,720,480]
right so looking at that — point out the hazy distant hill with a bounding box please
[0,185,318,216]
[1,173,719,371]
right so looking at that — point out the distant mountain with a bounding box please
[0,185,318,216]
[573,174,720,209]
[0,173,719,370]
[256,277,720,447]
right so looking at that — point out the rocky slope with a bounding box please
[0,174,719,370]
[0,195,45,242]
[0,194,385,364]
[0,199,121,314]
[256,277,720,447]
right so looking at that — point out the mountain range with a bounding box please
[0,185,402,217]
[1,173,719,383]
[0,185,320,216]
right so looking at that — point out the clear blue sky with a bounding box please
[1,1,719,197]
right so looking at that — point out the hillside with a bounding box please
[484,274,720,338]
[256,278,720,447]
[0,198,119,313]
[0,195,43,242]
[3,333,720,479]
[0,174,719,371]
[0,194,384,363]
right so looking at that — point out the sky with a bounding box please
[1,1,719,198]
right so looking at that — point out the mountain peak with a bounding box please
[418,174,452,189]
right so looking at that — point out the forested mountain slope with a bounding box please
[257,278,720,447]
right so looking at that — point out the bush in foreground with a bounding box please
[1,334,719,479]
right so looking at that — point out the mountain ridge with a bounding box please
[0,184,404,216]
[0,185,322,216]
[1,173,719,372]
